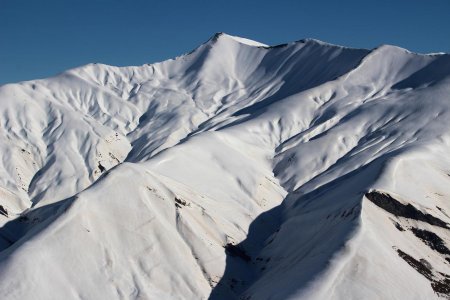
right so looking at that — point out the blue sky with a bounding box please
[1,0,449,84]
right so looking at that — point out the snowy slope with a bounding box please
[0,32,449,299]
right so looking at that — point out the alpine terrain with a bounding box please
[0,33,449,299]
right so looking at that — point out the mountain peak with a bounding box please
[209,32,268,47]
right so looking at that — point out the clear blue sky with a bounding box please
[1,0,449,84]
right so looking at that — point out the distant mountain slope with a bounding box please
[0,33,449,299]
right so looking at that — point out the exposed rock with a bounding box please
[397,249,450,297]
[394,221,405,231]
[366,191,448,228]
[411,227,450,255]
[397,249,433,280]
[0,205,7,217]
[224,243,251,262]
[98,162,106,173]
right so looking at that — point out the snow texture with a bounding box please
[0,33,449,299]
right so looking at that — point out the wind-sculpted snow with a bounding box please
[0,33,449,299]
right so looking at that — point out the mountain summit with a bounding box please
[0,34,449,299]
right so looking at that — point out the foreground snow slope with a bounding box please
[0,33,449,299]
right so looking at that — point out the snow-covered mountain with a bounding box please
[0,32,449,299]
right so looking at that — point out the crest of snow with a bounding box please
[222,33,268,47]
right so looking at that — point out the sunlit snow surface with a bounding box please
[0,33,449,299]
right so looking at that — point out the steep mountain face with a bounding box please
[0,33,449,299]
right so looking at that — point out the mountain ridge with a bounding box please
[4,32,447,90]
[0,33,449,299]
